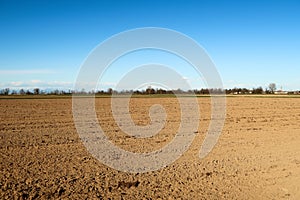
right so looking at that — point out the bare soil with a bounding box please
[1,96,300,199]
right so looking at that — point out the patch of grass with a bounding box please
[226,95,300,98]
[1,94,299,100]
[0,95,72,100]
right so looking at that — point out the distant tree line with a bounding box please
[0,88,72,95]
[0,84,299,96]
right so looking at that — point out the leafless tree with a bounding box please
[268,83,277,94]
[33,88,40,95]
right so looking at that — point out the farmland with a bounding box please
[1,96,300,199]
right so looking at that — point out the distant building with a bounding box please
[274,90,288,94]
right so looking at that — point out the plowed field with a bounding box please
[1,96,300,199]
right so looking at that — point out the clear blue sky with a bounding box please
[0,0,299,91]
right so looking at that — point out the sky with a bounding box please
[0,0,299,91]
